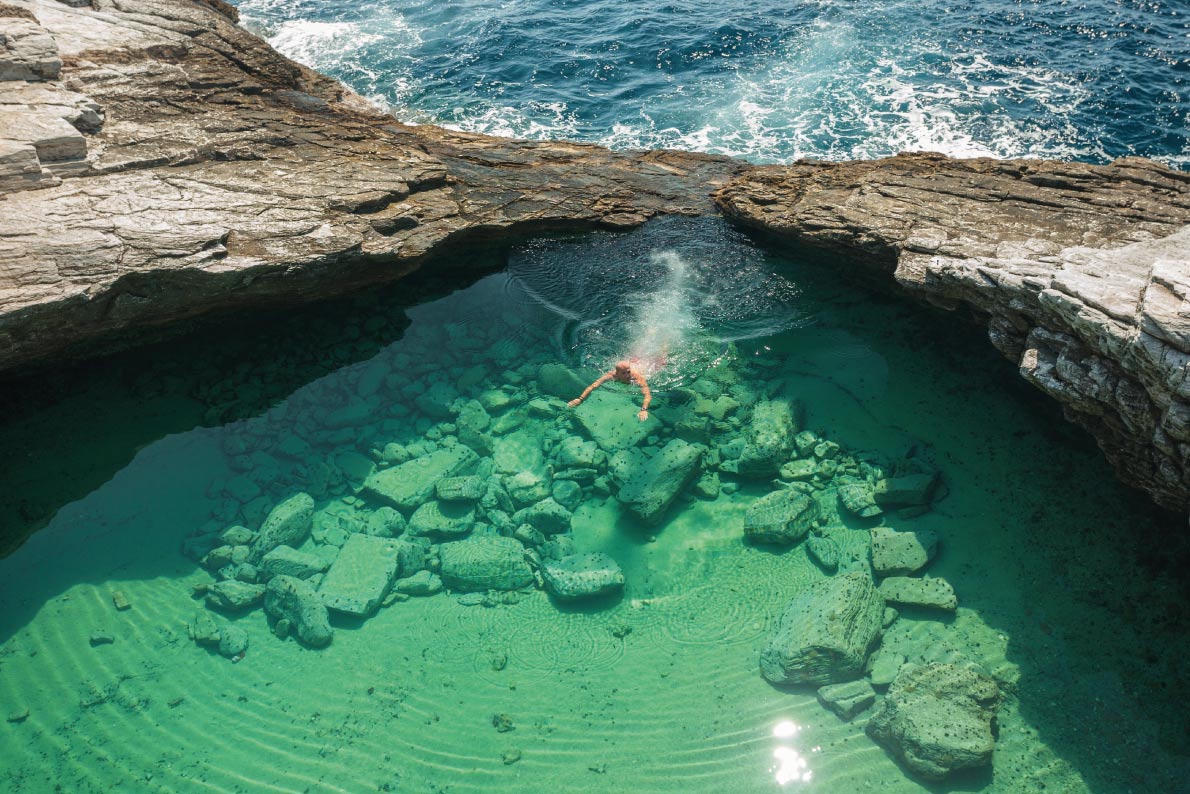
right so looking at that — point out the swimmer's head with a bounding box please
[614,361,631,376]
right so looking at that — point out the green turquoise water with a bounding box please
[0,218,1186,793]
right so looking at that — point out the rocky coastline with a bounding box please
[2,0,1187,519]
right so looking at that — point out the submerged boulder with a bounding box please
[317,534,403,616]
[878,576,957,611]
[837,481,883,518]
[408,499,476,538]
[537,363,586,401]
[573,390,659,453]
[870,527,938,576]
[249,492,315,562]
[438,536,535,592]
[540,553,625,600]
[760,571,885,686]
[616,439,703,525]
[866,662,1003,780]
[737,399,799,477]
[744,489,820,545]
[260,545,329,581]
[361,446,478,510]
[265,575,333,648]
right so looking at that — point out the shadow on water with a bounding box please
[0,244,510,559]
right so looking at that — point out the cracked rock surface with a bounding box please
[0,0,1187,519]
[716,154,1190,515]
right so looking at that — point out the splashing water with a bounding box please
[507,219,808,390]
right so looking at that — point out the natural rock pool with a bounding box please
[0,218,1185,793]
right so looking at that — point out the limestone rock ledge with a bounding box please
[0,0,741,371]
[715,156,1190,513]
[1,0,1187,518]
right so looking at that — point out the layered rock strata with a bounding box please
[1,0,1187,517]
[0,0,739,373]
[716,156,1190,514]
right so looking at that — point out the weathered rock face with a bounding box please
[0,0,740,374]
[0,0,1186,524]
[760,571,885,686]
[866,661,1003,780]
[715,155,1190,515]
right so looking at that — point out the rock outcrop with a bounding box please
[0,0,740,373]
[715,155,1190,514]
[1,0,1186,521]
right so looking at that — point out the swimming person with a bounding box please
[568,360,653,421]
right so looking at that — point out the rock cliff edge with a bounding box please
[2,0,1187,516]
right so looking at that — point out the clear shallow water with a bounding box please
[0,218,1187,793]
[234,0,1189,167]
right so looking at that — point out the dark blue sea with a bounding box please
[236,0,1188,167]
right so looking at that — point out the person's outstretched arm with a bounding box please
[568,372,612,407]
[633,371,652,421]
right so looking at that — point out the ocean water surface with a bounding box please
[0,219,1186,793]
[235,0,1189,166]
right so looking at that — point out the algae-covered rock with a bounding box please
[188,611,221,646]
[395,569,443,596]
[817,679,876,719]
[806,533,841,571]
[438,536,535,592]
[573,390,658,453]
[516,498,573,535]
[870,527,938,576]
[364,506,406,537]
[878,576,957,610]
[362,446,478,510]
[261,545,330,581]
[540,553,625,600]
[537,363,586,400]
[554,436,605,469]
[616,439,703,525]
[409,500,476,538]
[837,481,883,518]
[760,571,885,686]
[436,476,485,503]
[205,580,266,611]
[866,662,1002,780]
[249,492,315,562]
[744,490,820,545]
[317,533,402,616]
[737,399,799,477]
[218,625,249,659]
[265,575,333,648]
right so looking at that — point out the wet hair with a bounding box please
[614,361,631,372]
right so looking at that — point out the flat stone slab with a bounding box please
[261,545,329,580]
[817,679,876,720]
[616,438,703,525]
[317,534,402,616]
[540,553,625,600]
[573,389,659,453]
[873,473,939,506]
[361,446,478,510]
[870,527,938,576]
[878,576,957,610]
